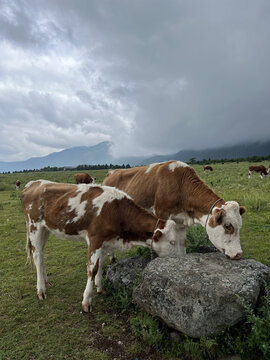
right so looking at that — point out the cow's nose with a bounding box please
[233,252,243,260]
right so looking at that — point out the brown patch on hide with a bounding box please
[152,230,162,242]
[30,224,37,232]
[208,208,225,227]
[91,258,100,280]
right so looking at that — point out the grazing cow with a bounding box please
[203,165,213,172]
[74,173,95,184]
[21,180,181,312]
[15,180,21,190]
[103,161,246,259]
[248,165,268,179]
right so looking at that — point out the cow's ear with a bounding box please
[152,230,162,242]
[209,208,225,227]
[239,206,246,215]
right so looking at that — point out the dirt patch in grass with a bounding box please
[85,307,160,360]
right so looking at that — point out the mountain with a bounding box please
[0,142,115,173]
[0,140,270,173]
[142,141,270,165]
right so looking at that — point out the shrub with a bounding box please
[130,311,163,347]
[216,282,270,359]
[244,282,270,358]
[102,278,135,312]
[186,225,211,253]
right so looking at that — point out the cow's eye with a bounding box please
[223,223,234,234]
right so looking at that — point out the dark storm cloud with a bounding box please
[0,0,269,161]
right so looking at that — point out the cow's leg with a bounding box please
[28,224,50,299]
[95,248,106,294]
[82,247,102,312]
[176,225,187,256]
[248,170,252,178]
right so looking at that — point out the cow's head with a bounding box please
[206,201,245,259]
[151,219,185,257]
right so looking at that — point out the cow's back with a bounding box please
[21,181,78,223]
[104,166,155,208]
[21,181,106,235]
[103,162,184,211]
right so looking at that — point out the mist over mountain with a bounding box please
[0,140,270,173]
[141,141,270,165]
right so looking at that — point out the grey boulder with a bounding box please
[106,255,151,288]
[133,253,270,338]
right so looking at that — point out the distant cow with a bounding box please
[248,165,268,179]
[21,180,181,312]
[74,173,95,184]
[15,180,21,190]
[203,166,213,172]
[103,160,246,260]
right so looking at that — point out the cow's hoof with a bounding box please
[97,289,106,295]
[37,291,47,300]
[45,281,52,288]
[82,303,92,313]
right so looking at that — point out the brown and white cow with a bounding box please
[21,180,181,312]
[203,165,213,171]
[74,173,95,184]
[15,180,21,190]
[103,161,246,260]
[248,165,268,179]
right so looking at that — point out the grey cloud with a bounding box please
[0,0,270,161]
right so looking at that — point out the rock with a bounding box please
[169,330,185,344]
[106,256,151,288]
[133,253,270,338]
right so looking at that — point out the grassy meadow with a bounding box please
[0,162,270,360]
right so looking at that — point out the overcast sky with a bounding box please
[0,0,270,162]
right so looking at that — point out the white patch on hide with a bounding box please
[24,179,54,189]
[145,163,162,173]
[92,186,131,216]
[168,161,188,172]
[67,184,90,222]
[152,219,186,257]
[108,169,116,175]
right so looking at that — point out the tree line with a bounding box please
[10,163,132,174]
[188,154,270,165]
[5,154,270,174]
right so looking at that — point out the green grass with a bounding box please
[0,163,270,359]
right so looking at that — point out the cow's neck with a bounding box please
[121,200,165,240]
[182,183,225,226]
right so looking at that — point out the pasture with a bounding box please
[0,162,270,359]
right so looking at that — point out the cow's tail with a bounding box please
[25,227,34,267]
